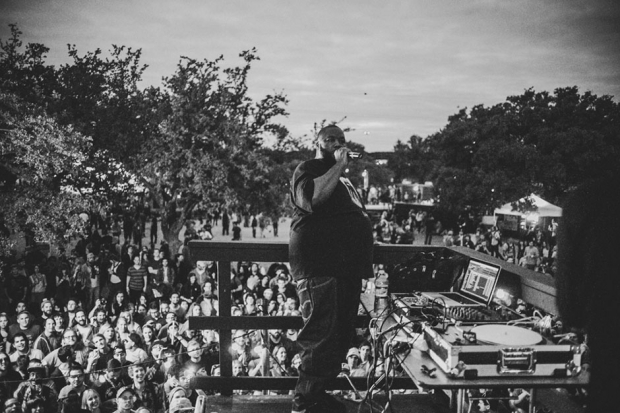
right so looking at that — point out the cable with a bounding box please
[360,301,425,413]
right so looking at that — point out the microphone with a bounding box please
[348,152,363,160]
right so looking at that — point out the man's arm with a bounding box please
[311,148,349,207]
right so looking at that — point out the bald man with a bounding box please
[289,125,373,413]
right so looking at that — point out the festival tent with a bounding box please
[493,194,561,232]
[494,194,562,218]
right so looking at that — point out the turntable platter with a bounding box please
[469,324,544,346]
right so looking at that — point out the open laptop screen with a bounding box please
[459,259,501,305]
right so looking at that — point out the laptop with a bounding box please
[422,258,501,308]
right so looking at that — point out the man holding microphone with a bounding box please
[289,125,373,413]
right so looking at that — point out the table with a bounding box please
[359,294,589,413]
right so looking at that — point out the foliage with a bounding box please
[424,87,620,216]
[388,135,433,184]
[135,49,289,250]
[0,24,57,105]
[0,93,93,256]
[1,26,293,254]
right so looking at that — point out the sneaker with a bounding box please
[291,393,347,413]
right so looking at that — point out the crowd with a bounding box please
[0,213,388,413]
[370,202,559,276]
[440,219,559,276]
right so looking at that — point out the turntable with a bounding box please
[422,323,582,378]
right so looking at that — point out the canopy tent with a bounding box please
[494,194,562,218]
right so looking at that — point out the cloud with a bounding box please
[1,0,618,152]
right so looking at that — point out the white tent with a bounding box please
[494,194,562,218]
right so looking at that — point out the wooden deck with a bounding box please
[200,394,452,413]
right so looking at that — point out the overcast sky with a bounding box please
[1,0,619,152]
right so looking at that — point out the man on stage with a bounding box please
[289,125,374,413]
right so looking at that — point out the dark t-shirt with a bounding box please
[8,323,42,343]
[183,356,213,377]
[289,158,373,281]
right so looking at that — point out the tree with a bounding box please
[389,135,432,183]
[0,24,57,106]
[0,93,93,256]
[134,49,289,253]
[426,87,620,217]
[2,26,294,255]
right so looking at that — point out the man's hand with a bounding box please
[333,147,350,166]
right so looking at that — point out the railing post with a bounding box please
[260,329,270,394]
[218,260,233,396]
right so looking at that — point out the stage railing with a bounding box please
[188,241,444,395]
[187,240,557,396]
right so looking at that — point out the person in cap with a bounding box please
[38,300,54,326]
[59,388,89,413]
[93,358,124,402]
[344,347,365,377]
[142,339,166,383]
[112,387,135,413]
[13,359,58,413]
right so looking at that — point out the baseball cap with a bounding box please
[116,386,137,399]
[151,339,165,348]
[346,347,360,359]
[58,387,80,401]
[107,358,121,370]
[27,359,46,373]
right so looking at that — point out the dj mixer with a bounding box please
[392,293,520,324]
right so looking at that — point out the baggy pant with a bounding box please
[294,275,362,398]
